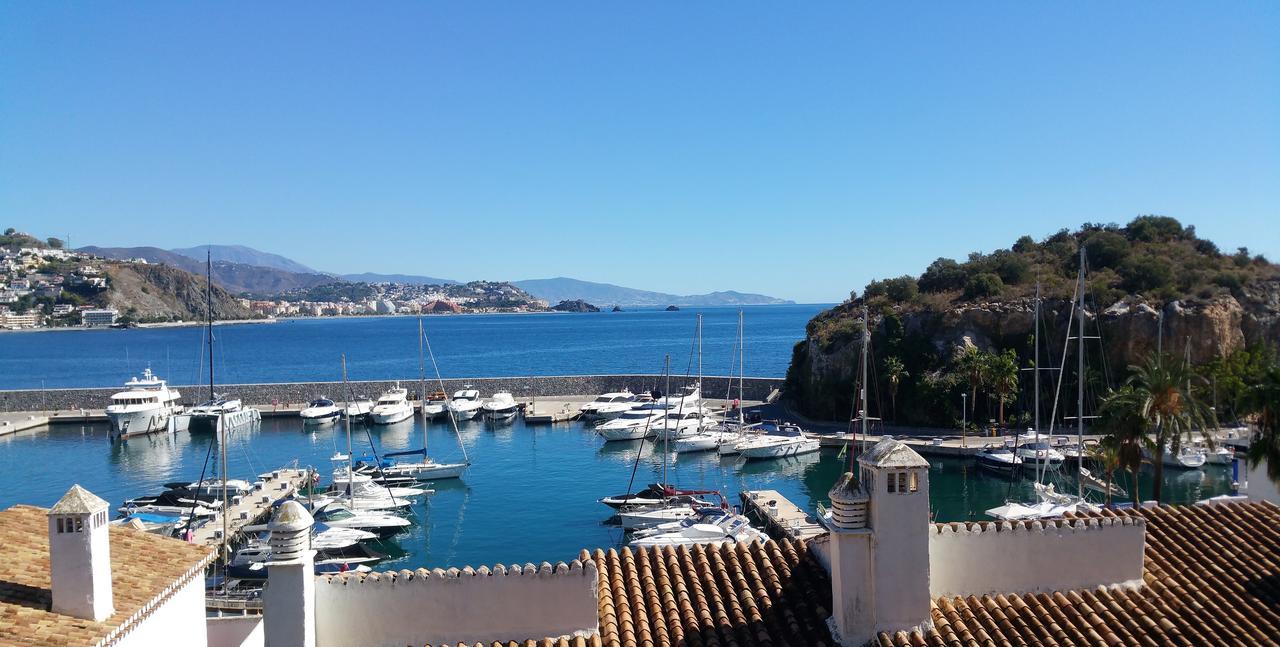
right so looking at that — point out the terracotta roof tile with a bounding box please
[0,505,215,647]
[884,500,1280,647]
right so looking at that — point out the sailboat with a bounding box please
[188,251,260,434]
[676,311,750,454]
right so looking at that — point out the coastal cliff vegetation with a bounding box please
[786,216,1280,432]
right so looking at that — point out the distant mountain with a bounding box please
[79,246,335,296]
[169,244,317,274]
[340,272,458,285]
[513,277,792,307]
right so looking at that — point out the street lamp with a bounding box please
[961,393,967,448]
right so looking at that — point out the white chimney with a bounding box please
[47,484,114,622]
[828,438,932,646]
[262,500,316,647]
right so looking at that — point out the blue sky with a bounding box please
[1,3,1276,303]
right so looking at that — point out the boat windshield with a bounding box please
[594,396,613,402]
[311,399,334,407]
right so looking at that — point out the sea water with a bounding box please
[0,415,1234,569]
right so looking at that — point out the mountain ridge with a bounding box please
[513,277,793,307]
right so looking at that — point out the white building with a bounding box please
[83,308,118,327]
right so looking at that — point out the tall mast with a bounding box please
[206,250,214,402]
[662,354,670,486]
[738,310,745,428]
[342,354,354,509]
[860,305,870,455]
[1034,282,1042,484]
[1076,248,1086,500]
[696,314,703,429]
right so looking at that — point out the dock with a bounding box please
[190,467,314,552]
[523,399,581,424]
[0,412,50,436]
[740,490,826,542]
[818,433,984,457]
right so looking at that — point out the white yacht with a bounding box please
[300,397,342,425]
[420,400,447,419]
[188,396,260,434]
[311,502,411,536]
[735,423,820,459]
[580,390,637,419]
[596,407,667,441]
[447,388,484,420]
[628,510,768,547]
[482,391,520,420]
[672,428,743,454]
[369,386,414,425]
[1157,444,1207,469]
[975,441,1023,476]
[652,408,714,441]
[105,368,184,439]
[344,397,374,420]
[1014,433,1065,469]
[330,468,429,499]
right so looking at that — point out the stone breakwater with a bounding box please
[0,375,783,413]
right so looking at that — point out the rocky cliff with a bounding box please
[100,262,256,322]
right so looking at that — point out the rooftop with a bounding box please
[0,505,215,647]
[859,437,930,469]
[48,485,109,515]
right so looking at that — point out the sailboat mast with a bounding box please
[738,310,745,428]
[697,314,703,428]
[860,305,869,454]
[342,354,354,510]
[418,314,426,418]
[663,355,670,486]
[206,251,214,402]
[1034,283,1042,484]
[1077,248,1086,500]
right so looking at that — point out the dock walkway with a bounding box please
[190,467,313,553]
[740,490,826,542]
[0,412,50,436]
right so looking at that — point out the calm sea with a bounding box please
[0,304,825,389]
[0,416,1233,569]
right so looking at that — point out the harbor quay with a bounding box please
[0,373,784,415]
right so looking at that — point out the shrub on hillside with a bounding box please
[964,272,1004,300]
[1083,230,1131,269]
[919,258,967,293]
[1121,255,1175,294]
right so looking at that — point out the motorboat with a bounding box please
[616,493,724,530]
[735,423,820,460]
[370,386,414,425]
[975,442,1023,476]
[580,390,637,419]
[596,408,666,441]
[188,396,260,434]
[1014,434,1065,469]
[672,429,743,454]
[1158,445,1207,469]
[655,385,702,410]
[330,469,430,499]
[420,400,447,419]
[311,502,411,537]
[986,483,1099,521]
[300,398,343,425]
[105,368,184,439]
[344,397,374,420]
[598,483,718,510]
[358,449,468,480]
[1192,437,1234,465]
[175,479,255,499]
[482,391,520,420]
[447,388,485,420]
[652,408,714,441]
[628,510,767,547]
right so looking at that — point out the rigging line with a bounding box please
[182,429,218,539]
[621,358,665,501]
[421,317,469,465]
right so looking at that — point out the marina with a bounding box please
[740,489,826,541]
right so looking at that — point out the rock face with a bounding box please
[786,279,1280,424]
[101,263,255,322]
[552,299,600,313]
[665,305,680,311]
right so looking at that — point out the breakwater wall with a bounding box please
[0,374,784,412]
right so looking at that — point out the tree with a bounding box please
[1091,436,1126,506]
[883,356,908,422]
[46,237,64,249]
[3,227,14,236]
[963,273,1004,300]
[1096,384,1150,502]
[984,349,1018,425]
[1243,362,1280,484]
[1099,352,1217,503]
[955,346,986,420]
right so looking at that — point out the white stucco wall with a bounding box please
[313,560,598,647]
[928,516,1146,599]
[207,615,264,647]
[114,574,208,647]
[1245,461,1280,505]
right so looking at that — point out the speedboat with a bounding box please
[311,502,411,537]
[735,423,820,460]
[1192,437,1233,465]
[105,368,183,439]
[628,511,767,547]
[596,408,667,441]
[616,493,724,530]
[1159,445,1207,469]
[344,397,374,420]
[482,392,520,420]
[599,483,717,510]
[975,442,1023,476]
[672,428,742,454]
[300,398,342,425]
[330,469,429,499]
[369,386,414,425]
[1014,434,1065,469]
[447,388,485,420]
[420,400,447,419]
[652,408,714,441]
[188,396,261,434]
[358,449,468,480]
[580,390,637,419]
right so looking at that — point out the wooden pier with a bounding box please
[190,467,313,552]
[740,490,826,542]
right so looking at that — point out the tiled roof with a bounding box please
[426,538,835,647]
[860,438,929,468]
[0,505,215,647]
[882,500,1280,647]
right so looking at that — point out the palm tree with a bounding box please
[1097,384,1148,502]
[1100,352,1217,503]
[1244,363,1280,483]
[984,349,1019,426]
[955,346,986,421]
[883,356,908,422]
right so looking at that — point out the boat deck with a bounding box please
[740,489,826,542]
[190,467,313,553]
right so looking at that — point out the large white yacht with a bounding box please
[652,407,714,441]
[734,423,820,459]
[596,406,668,441]
[482,391,520,420]
[105,368,184,439]
[300,397,342,425]
[188,397,260,434]
[447,388,484,420]
[580,390,637,419]
[369,385,414,425]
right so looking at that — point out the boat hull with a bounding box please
[739,439,820,460]
[370,407,414,425]
[189,408,261,434]
[107,407,174,439]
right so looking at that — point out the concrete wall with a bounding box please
[313,560,598,647]
[115,574,208,647]
[928,516,1146,599]
[1245,460,1280,506]
[207,616,264,647]
[0,374,783,412]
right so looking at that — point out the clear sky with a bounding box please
[2,3,1276,303]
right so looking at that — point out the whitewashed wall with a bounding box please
[207,616,264,647]
[314,560,598,647]
[115,575,208,647]
[928,517,1146,598]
